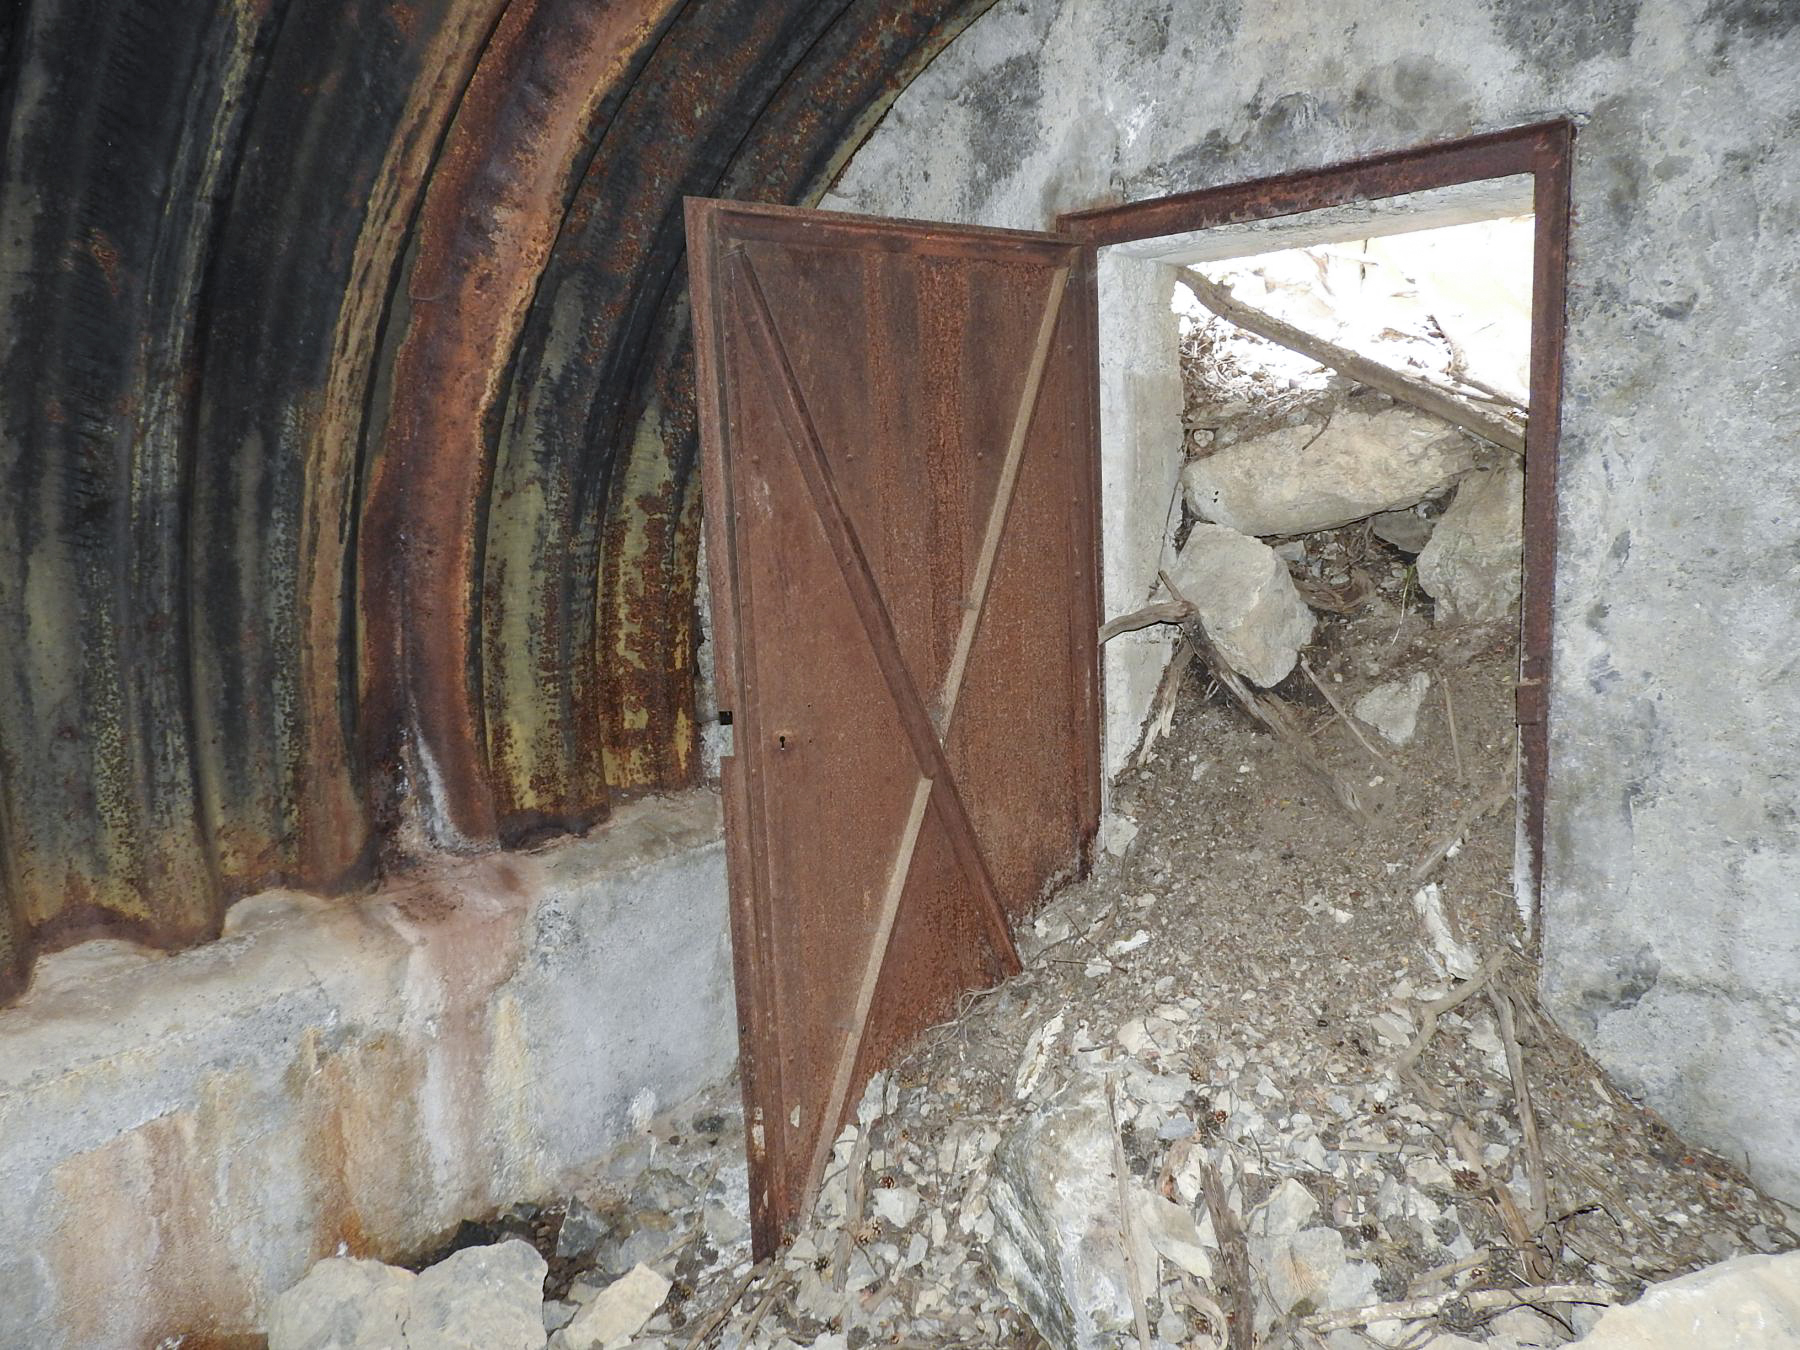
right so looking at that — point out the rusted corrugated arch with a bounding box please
[0,0,998,1002]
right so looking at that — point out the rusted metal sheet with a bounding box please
[487,0,1001,831]
[1060,121,1574,908]
[359,0,678,853]
[689,199,1101,1253]
[0,0,992,1001]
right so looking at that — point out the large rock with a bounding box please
[268,1241,547,1350]
[1182,406,1476,536]
[557,1263,671,1350]
[1167,524,1314,687]
[987,1077,1134,1349]
[406,1241,548,1349]
[1416,465,1524,622]
[267,1257,415,1350]
[1568,1250,1800,1348]
[1246,1179,1378,1331]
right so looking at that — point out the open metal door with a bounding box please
[687,198,1101,1254]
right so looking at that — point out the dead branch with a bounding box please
[1490,986,1548,1233]
[1299,656,1394,769]
[1441,673,1467,783]
[683,1260,770,1350]
[1408,776,1517,885]
[1137,638,1197,767]
[1452,1120,1552,1280]
[1306,1283,1616,1333]
[1160,572,1373,825]
[831,1124,874,1291]
[1393,951,1508,1107]
[1177,268,1526,455]
[1407,1246,1492,1297]
[1439,322,1530,411]
[1200,1159,1255,1350]
[1101,599,1196,643]
[1107,1076,1154,1350]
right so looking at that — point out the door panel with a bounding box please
[687,199,1100,1253]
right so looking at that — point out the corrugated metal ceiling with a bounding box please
[0,0,997,1001]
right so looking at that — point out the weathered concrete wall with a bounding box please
[1095,249,1183,780]
[825,0,1800,1204]
[0,794,734,1348]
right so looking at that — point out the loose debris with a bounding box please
[642,580,1793,1349]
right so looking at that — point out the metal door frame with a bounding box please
[1056,120,1573,915]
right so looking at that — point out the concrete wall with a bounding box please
[1094,249,1183,780]
[0,793,735,1348]
[824,0,1800,1204]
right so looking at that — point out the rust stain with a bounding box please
[298,0,511,884]
[359,0,676,852]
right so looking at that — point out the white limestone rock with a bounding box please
[1353,671,1431,746]
[1132,1189,1214,1280]
[1250,1178,1321,1238]
[1097,813,1139,858]
[557,1263,671,1350]
[407,1240,549,1349]
[1568,1250,1800,1348]
[1182,407,1476,536]
[268,1240,547,1350]
[1167,524,1314,687]
[986,1077,1134,1349]
[267,1257,415,1350]
[1250,1224,1379,1329]
[1416,465,1524,623]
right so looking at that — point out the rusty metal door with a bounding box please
[687,199,1101,1253]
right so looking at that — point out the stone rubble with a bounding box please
[1164,523,1315,687]
[1353,671,1433,747]
[1182,400,1477,537]
[1566,1250,1800,1348]
[1416,465,1525,624]
[268,1240,548,1350]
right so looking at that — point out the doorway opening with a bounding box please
[1062,124,1570,927]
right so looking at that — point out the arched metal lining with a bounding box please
[0,0,996,1001]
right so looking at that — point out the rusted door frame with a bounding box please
[1056,120,1573,913]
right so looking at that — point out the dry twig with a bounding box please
[1160,572,1372,825]
[1393,951,1508,1107]
[1137,639,1197,767]
[1490,986,1548,1232]
[1407,1246,1492,1296]
[1440,673,1467,783]
[1200,1159,1254,1350]
[1409,777,1516,885]
[831,1125,874,1291]
[1306,1283,1616,1333]
[1452,1120,1551,1280]
[1300,656,1394,768]
[1100,598,1195,642]
[682,1260,769,1349]
[1107,1076,1154,1349]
